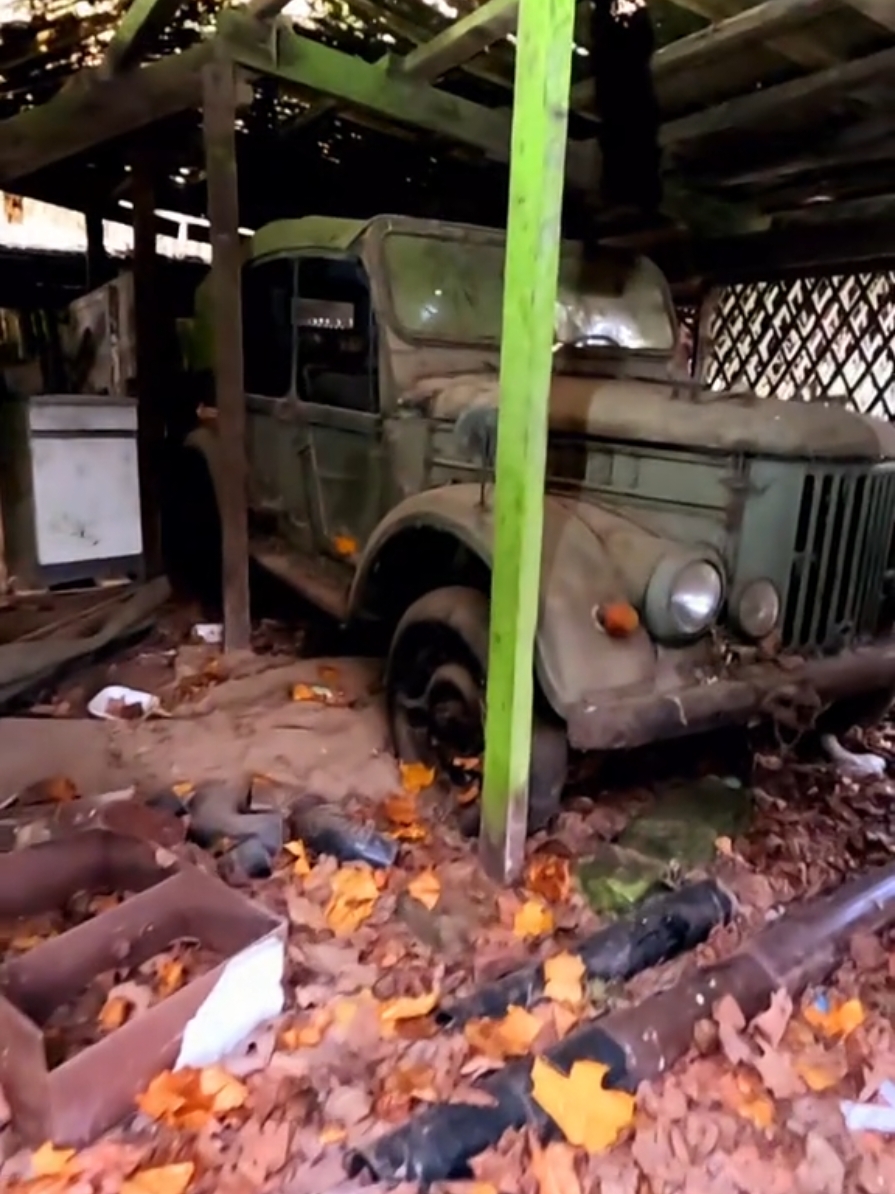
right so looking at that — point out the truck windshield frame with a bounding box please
[380,229,676,354]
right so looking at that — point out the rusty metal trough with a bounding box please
[0,830,284,1147]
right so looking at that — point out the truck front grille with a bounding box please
[782,465,895,651]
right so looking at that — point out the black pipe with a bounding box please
[437,879,733,1027]
[350,861,895,1186]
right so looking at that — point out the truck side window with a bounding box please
[242,257,296,397]
[295,256,377,413]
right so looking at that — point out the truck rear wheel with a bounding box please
[385,586,568,835]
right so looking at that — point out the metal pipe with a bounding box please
[350,861,895,1185]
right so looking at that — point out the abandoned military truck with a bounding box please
[182,214,895,832]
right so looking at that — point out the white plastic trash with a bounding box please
[88,684,160,721]
[193,623,223,645]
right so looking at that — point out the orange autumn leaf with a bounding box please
[464,1005,543,1060]
[171,782,194,800]
[284,839,312,877]
[399,761,436,796]
[136,1066,246,1128]
[121,1164,194,1194]
[319,1126,347,1146]
[514,899,555,939]
[42,775,79,804]
[382,791,418,826]
[720,1071,774,1130]
[526,854,571,903]
[332,535,358,558]
[156,959,185,997]
[379,989,439,1025]
[390,822,429,843]
[121,1163,195,1194]
[280,1009,333,1050]
[325,864,381,936]
[531,1138,582,1194]
[31,1144,78,1178]
[795,1059,841,1093]
[99,995,132,1031]
[543,953,585,1006]
[531,1057,635,1152]
[804,997,865,1039]
[599,602,640,638]
[407,869,441,910]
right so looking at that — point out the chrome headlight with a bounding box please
[646,555,724,640]
[735,578,780,640]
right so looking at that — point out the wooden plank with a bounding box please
[843,0,895,30]
[667,0,840,67]
[202,58,251,654]
[662,41,895,148]
[479,0,576,883]
[0,42,209,185]
[132,153,164,578]
[395,0,517,80]
[100,0,186,76]
[220,11,514,162]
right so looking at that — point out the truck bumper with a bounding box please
[566,636,895,752]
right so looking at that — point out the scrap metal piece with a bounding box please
[0,833,285,1146]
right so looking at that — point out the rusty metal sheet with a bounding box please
[0,835,284,1146]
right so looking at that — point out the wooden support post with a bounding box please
[132,153,164,578]
[479,0,575,883]
[202,57,251,654]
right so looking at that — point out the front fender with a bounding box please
[349,483,661,719]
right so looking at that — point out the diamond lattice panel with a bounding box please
[703,272,895,420]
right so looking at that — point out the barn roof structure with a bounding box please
[1,0,895,284]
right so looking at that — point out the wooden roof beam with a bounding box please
[843,0,895,31]
[393,0,518,80]
[99,0,188,77]
[667,0,840,68]
[662,40,895,149]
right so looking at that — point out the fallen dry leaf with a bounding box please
[719,1070,775,1130]
[408,869,441,911]
[382,791,418,826]
[399,761,436,796]
[32,775,79,804]
[156,958,186,998]
[31,1143,78,1178]
[464,1005,543,1060]
[391,822,429,843]
[332,535,358,557]
[531,1137,582,1194]
[319,1125,347,1146]
[317,664,340,685]
[752,989,793,1049]
[514,900,555,939]
[804,997,866,1039]
[285,839,312,877]
[531,1057,635,1152]
[325,864,381,936]
[171,782,194,800]
[120,1162,195,1194]
[280,1009,333,1049]
[379,989,439,1025]
[543,953,585,1006]
[137,1066,247,1128]
[795,1058,842,1093]
[525,855,571,904]
[99,994,132,1031]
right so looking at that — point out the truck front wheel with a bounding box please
[385,586,567,835]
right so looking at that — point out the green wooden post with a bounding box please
[479,0,576,883]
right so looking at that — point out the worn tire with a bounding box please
[385,585,568,835]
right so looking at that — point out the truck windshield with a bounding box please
[382,231,675,352]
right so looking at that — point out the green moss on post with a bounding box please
[479,0,575,883]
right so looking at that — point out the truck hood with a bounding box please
[403,373,895,461]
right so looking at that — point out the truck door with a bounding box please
[293,254,384,560]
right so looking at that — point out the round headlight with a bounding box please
[645,555,724,640]
[735,578,780,640]
[669,560,724,635]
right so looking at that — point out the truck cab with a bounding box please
[183,214,895,831]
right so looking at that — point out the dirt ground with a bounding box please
[0,623,894,1194]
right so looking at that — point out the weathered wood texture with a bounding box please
[479,0,575,883]
[202,57,251,654]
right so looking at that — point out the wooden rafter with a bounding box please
[667,0,841,68]
[99,0,187,76]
